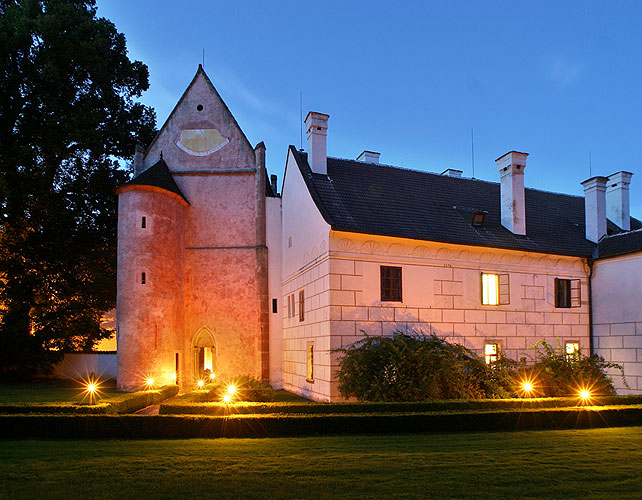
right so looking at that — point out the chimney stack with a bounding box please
[581,176,608,243]
[305,112,329,174]
[133,143,145,177]
[356,150,380,164]
[606,171,633,230]
[440,168,463,178]
[270,174,278,195]
[495,151,528,235]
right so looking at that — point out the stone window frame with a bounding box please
[555,278,581,308]
[480,272,510,305]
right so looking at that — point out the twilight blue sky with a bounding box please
[96,1,642,217]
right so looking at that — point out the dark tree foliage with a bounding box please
[335,331,516,401]
[0,0,156,378]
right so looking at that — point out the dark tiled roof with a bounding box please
[125,159,189,203]
[598,229,642,258]
[290,146,641,258]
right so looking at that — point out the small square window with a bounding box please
[555,278,581,308]
[299,290,305,322]
[381,266,402,302]
[565,342,580,360]
[481,273,509,305]
[485,342,499,364]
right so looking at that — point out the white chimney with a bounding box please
[606,171,633,230]
[305,112,329,174]
[356,150,380,163]
[495,151,528,235]
[581,176,608,243]
[440,168,463,178]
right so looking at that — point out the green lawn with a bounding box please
[1,427,641,499]
[0,382,119,404]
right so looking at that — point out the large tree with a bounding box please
[0,0,156,378]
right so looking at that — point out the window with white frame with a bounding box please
[481,273,509,305]
[555,278,581,308]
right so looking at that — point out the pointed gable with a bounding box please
[144,65,256,173]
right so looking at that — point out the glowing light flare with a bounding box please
[223,394,232,404]
[522,382,533,393]
[170,373,177,380]
[209,372,216,380]
[227,385,236,395]
[79,375,103,405]
[144,377,155,390]
[580,389,592,401]
[197,380,205,389]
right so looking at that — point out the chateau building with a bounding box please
[115,66,642,400]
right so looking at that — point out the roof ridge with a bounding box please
[601,227,642,239]
[326,155,585,199]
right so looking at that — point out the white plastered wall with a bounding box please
[592,251,642,394]
[266,196,283,388]
[327,232,591,400]
[281,148,332,400]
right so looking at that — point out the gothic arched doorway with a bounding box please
[192,328,217,381]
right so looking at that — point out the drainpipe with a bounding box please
[587,256,594,356]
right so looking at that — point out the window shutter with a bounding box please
[499,274,510,305]
[554,278,561,308]
[570,279,581,308]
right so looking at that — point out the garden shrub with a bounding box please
[522,340,624,397]
[192,375,277,402]
[335,331,515,401]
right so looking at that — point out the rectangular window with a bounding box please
[565,342,580,360]
[481,273,509,305]
[555,278,581,308]
[306,344,314,382]
[485,342,499,364]
[272,298,277,314]
[141,216,146,229]
[289,294,295,318]
[141,272,146,285]
[299,290,305,322]
[381,266,402,302]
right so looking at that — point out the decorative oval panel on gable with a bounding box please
[176,128,229,156]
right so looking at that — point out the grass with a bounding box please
[1,427,641,499]
[0,380,120,404]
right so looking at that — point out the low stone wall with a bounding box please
[53,352,117,380]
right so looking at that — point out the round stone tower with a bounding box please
[115,159,188,391]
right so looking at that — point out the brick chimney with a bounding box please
[606,171,633,230]
[356,151,380,164]
[305,112,329,175]
[495,151,528,235]
[581,176,608,243]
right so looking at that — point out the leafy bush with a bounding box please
[335,331,515,401]
[197,375,277,402]
[522,340,624,397]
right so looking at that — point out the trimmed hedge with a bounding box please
[2,406,642,439]
[0,385,178,415]
[160,395,642,416]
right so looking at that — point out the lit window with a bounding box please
[299,290,305,322]
[307,344,314,382]
[565,342,580,360]
[381,266,402,302]
[555,278,581,308]
[141,272,146,285]
[485,342,499,364]
[481,273,509,305]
